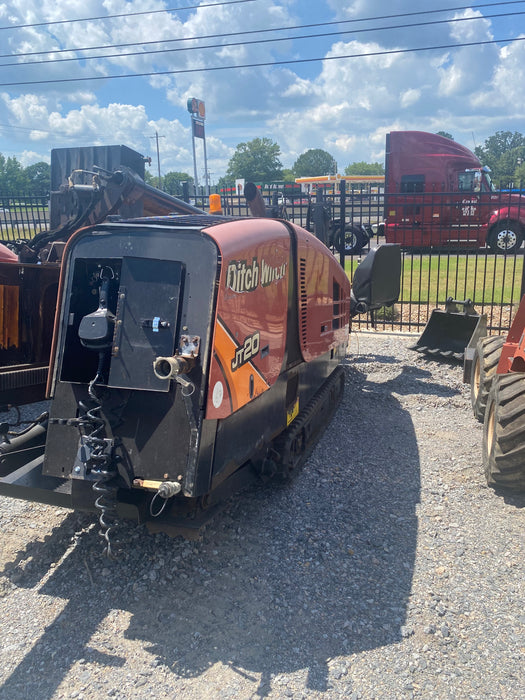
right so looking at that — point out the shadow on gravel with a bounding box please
[372,365,459,397]
[347,351,399,366]
[1,352,421,698]
[498,491,525,507]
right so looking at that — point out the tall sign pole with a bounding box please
[149,131,165,190]
[187,97,209,195]
[191,128,199,192]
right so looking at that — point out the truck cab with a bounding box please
[384,131,525,253]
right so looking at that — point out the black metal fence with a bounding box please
[1,186,524,335]
[0,193,49,241]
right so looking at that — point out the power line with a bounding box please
[0,120,153,148]
[2,10,523,69]
[0,122,48,133]
[0,0,256,32]
[0,35,522,88]
[1,1,523,60]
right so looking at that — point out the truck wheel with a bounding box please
[488,222,523,254]
[343,225,367,255]
[483,373,525,491]
[470,335,505,422]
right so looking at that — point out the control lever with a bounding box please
[78,267,116,350]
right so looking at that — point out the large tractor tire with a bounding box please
[483,373,525,491]
[470,335,505,422]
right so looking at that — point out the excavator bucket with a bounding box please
[412,298,487,361]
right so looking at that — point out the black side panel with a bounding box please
[44,381,193,482]
[50,145,146,190]
[282,221,302,369]
[210,351,337,490]
[49,145,147,228]
[108,257,183,391]
[44,226,218,495]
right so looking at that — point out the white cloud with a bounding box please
[449,9,492,43]
[19,149,49,165]
[268,10,523,169]
[400,88,420,108]
[0,1,523,178]
[485,38,525,106]
[3,93,51,127]
[1,93,199,172]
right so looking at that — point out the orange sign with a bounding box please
[187,97,205,119]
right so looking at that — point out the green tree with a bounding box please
[23,161,50,194]
[0,154,27,191]
[292,149,336,177]
[0,154,6,191]
[514,159,525,186]
[217,176,235,193]
[226,138,283,181]
[344,161,385,176]
[163,171,194,196]
[475,131,525,185]
[282,168,295,182]
[436,131,454,140]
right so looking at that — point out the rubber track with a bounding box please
[273,365,345,478]
[483,373,525,490]
[471,335,505,422]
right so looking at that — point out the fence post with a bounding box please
[312,187,329,246]
[339,179,346,268]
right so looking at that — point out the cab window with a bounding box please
[458,171,483,192]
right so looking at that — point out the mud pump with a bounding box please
[0,197,400,553]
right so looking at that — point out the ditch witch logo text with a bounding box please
[226,257,287,293]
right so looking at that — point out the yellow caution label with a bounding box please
[286,398,299,426]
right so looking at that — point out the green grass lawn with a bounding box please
[346,252,524,305]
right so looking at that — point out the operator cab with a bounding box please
[458,166,495,193]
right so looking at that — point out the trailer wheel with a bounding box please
[488,222,523,254]
[341,225,367,255]
[470,335,505,422]
[483,373,525,491]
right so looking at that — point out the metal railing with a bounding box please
[1,186,523,334]
[0,193,49,241]
[352,185,524,335]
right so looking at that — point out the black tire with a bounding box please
[487,221,523,254]
[470,335,505,422]
[342,225,367,255]
[483,373,525,491]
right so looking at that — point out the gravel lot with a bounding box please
[1,331,524,700]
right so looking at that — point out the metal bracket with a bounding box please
[180,334,200,358]
[444,297,478,316]
[71,436,116,479]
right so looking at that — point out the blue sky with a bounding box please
[0,0,524,185]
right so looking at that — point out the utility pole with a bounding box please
[204,170,214,190]
[187,98,209,196]
[149,131,165,189]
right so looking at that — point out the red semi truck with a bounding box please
[384,131,525,253]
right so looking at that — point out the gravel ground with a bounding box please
[0,331,524,700]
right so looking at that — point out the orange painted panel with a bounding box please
[0,285,19,350]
